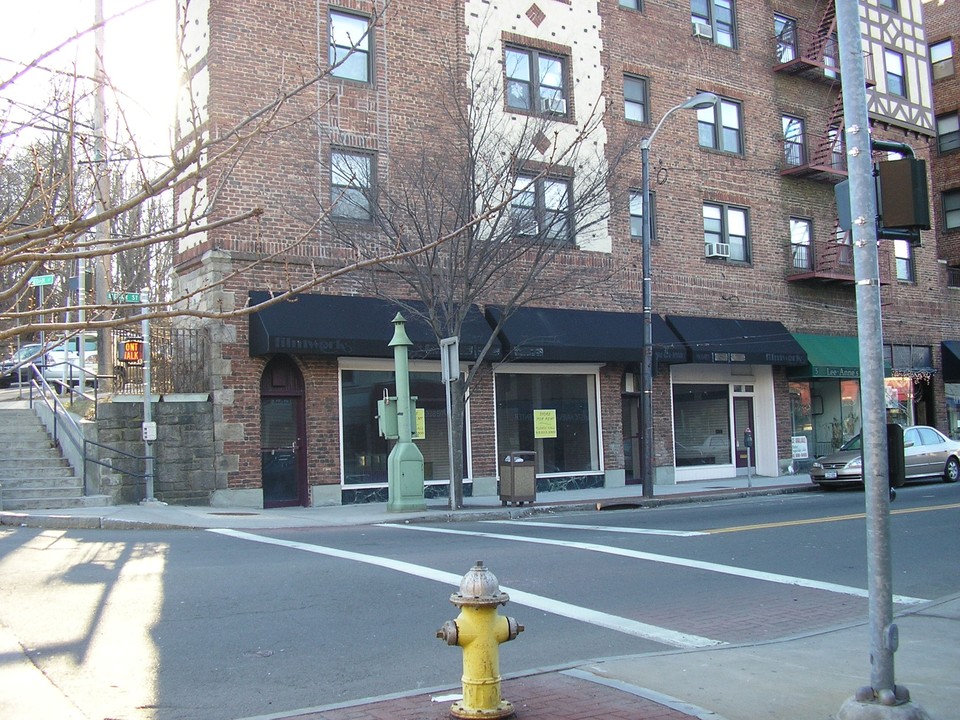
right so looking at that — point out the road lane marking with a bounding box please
[208,528,723,649]
[486,520,706,536]
[705,502,960,534]
[380,524,928,606]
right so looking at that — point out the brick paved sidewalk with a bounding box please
[280,670,703,720]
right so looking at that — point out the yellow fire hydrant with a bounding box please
[437,560,524,719]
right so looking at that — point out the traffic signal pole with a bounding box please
[835,1,929,717]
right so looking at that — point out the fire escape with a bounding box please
[775,2,889,286]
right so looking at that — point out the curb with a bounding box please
[0,483,816,531]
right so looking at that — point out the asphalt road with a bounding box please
[1,483,957,720]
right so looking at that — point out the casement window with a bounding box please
[930,39,955,80]
[936,113,959,154]
[691,0,736,48]
[623,75,648,123]
[619,0,642,10]
[894,238,914,282]
[329,10,371,82]
[703,202,749,261]
[629,189,656,239]
[790,217,812,271]
[878,0,898,12]
[884,49,907,98]
[698,97,743,154]
[945,189,960,231]
[330,150,374,220]
[774,14,797,64]
[512,174,573,244]
[782,115,806,166]
[505,47,568,116]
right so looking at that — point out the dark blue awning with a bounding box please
[485,306,686,364]
[248,292,500,361]
[666,316,807,366]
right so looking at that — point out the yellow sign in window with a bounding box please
[533,408,557,439]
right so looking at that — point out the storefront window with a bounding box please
[341,368,449,485]
[673,383,731,466]
[947,384,960,440]
[884,376,914,426]
[495,372,599,474]
[789,382,814,466]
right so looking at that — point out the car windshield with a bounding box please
[838,434,861,451]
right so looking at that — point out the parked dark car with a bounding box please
[810,425,960,488]
[0,343,43,388]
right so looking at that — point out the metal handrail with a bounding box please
[28,366,89,493]
[27,364,147,497]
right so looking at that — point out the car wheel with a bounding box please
[944,457,960,484]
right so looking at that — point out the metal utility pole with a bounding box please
[834,1,928,717]
[639,92,719,498]
[93,0,112,378]
[140,296,157,504]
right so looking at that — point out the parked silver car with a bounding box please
[810,425,960,488]
[0,343,43,387]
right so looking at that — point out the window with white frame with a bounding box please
[790,217,812,271]
[884,49,907,97]
[330,149,374,220]
[329,10,371,82]
[782,115,805,166]
[704,202,749,261]
[930,39,955,80]
[945,189,960,231]
[495,370,600,474]
[340,365,453,486]
[505,46,568,116]
[894,238,914,282]
[691,0,736,48]
[698,97,743,154]
[512,173,573,244]
[629,189,656,239]
[937,113,959,154]
[623,74,648,123]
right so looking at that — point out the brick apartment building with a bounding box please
[171,0,959,508]
[924,0,960,435]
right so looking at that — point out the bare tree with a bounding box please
[320,29,626,507]
[1,2,448,351]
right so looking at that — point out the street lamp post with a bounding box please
[640,92,719,498]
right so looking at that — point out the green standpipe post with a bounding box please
[386,313,426,512]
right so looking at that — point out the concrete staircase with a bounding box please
[0,406,110,511]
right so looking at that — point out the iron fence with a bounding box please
[113,326,207,395]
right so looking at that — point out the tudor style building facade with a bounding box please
[172,0,957,508]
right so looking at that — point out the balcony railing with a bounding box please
[948,266,960,289]
[773,26,874,86]
[781,128,847,183]
[788,237,892,285]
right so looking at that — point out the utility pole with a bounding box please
[834,1,929,717]
[93,0,112,379]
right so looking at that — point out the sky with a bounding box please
[0,0,177,150]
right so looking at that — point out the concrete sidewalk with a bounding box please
[238,593,958,720]
[0,472,813,530]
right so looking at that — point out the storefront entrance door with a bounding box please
[260,356,307,508]
[734,397,756,471]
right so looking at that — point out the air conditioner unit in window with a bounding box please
[704,242,731,258]
[692,21,714,39]
[540,97,567,114]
